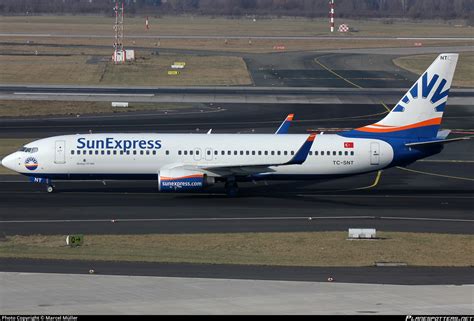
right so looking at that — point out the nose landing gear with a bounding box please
[46,185,56,193]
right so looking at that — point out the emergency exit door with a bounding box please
[55,140,66,164]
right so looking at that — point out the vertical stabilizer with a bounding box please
[347,53,458,139]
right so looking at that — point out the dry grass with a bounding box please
[0,232,472,267]
[0,53,252,86]
[393,52,474,87]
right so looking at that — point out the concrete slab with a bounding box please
[1,272,472,314]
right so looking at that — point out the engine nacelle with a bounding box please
[158,168,214,192]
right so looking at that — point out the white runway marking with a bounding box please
[1,216,472,224]
[380,217,474,223]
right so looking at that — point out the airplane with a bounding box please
[1,53,470,196]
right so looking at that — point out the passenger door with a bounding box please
[55,140,66,164]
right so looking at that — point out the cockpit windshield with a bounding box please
[18,146,38,153]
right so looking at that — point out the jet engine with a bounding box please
[158,168,215,192]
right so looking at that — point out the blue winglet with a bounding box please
[285,133,316,165]
[275,114,294,134]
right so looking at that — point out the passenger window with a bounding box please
[252,151,255,155]
[126,151,130,155]
[190,150,194,155]
[271,151,275,155]
[277,151,281,155]
[344,151,348,156]
[309,151,312,156]
[165,150,169,155]
[89,150,93,155]
[315,151,319,156]
[113,150,117,155]
[214,150,218,155]
[350,151,354,156]
[258,151,262,155]
[152,150,156,155]
[240,151,243,155]
[133,151,137,155]
[234,151,238,155]
[321,151,324,155]
[228,151,231,155]
[291,151,294,155]
[333,151,336,156]
[221,151,225,155]
[264,151,268,155]
[71,150,75,155]
[101,150,105,155]
[284,151,287,156]
[146,151,150,155]
[95,150,99,155]
[246,151,249,155]
[207,150,211,155]
[120,151,124,155]
[339,151,342,156]
[184,151,187,155]
[107,150,111,155]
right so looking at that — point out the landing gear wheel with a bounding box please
[225,182,239,197]
[46,185,55,193]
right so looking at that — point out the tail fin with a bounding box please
[347,53,458,139]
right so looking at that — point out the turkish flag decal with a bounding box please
[344,142,354,148]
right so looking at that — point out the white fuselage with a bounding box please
[3,133,394,178]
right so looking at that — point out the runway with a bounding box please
[2,271,472,314]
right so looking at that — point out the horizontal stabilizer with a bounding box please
[405,136,471,147]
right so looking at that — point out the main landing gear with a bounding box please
[225,181,239,197]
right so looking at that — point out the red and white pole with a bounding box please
[329,0,335,33]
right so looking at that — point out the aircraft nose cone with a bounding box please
[1,154,16,171]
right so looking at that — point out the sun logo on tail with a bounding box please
[393,72,450,114]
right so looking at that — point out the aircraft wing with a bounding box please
[183,132,316,176]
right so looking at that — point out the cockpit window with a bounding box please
[18,146,38,153]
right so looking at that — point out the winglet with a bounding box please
[285,132,316,165]
[275,114,295,134]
